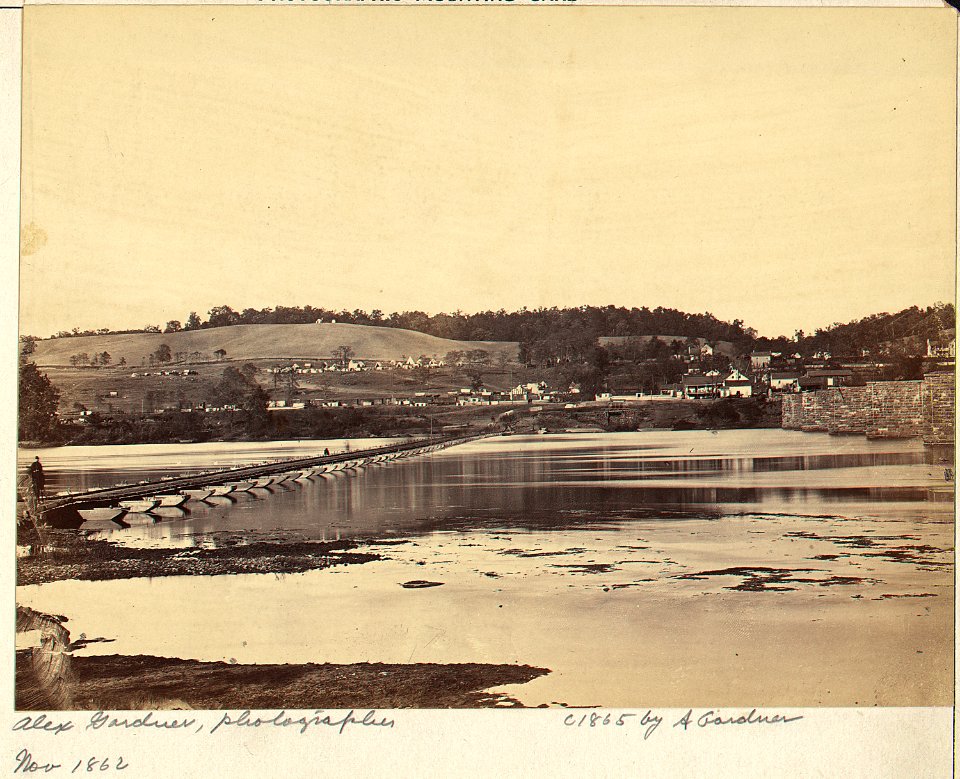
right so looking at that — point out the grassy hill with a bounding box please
[30,323,519,368]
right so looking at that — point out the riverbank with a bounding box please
[15,606,549,710]
[22,396,781,448]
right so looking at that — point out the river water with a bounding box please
[16,429,955,707]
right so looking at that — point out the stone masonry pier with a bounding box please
[781,371,954,444]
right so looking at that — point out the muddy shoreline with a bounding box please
[17,530,380,586]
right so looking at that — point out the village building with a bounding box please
[800,368,853,390]
[681,374,722,399]
[722,369,752,397]
[926,338,956,360]
[768,371,801,393]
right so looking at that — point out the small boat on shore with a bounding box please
[209,484,235,497]
[118,498,160,513]
[150,493,188,508]
[78,507,125,524]
[182,488,214,502]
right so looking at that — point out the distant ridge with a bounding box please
[30,323,519,367]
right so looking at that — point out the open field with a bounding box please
[30,322,519,367]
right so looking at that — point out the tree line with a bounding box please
[40,304,754,344]
[30,302,956,381]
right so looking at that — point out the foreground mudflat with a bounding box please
[17,531,380,586]
[18,651,547,710]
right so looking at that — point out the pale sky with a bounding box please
[19,6,957,339]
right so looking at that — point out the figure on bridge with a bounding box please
[28,456,45,501]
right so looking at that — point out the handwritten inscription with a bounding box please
[12,716,74,737]
[14,749,60,774]
[673,708,804,730]
[12,709,394,740]
[86,711,196,732]
[562,708,803,739]
[211,709,395,735]
[14,750,128,774]
[563,711,663,740]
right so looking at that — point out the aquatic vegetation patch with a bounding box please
[498,547,588,558]
[677,566,878,592]
[785,531,952,570]
[548,563,618,574]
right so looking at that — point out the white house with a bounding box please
[723,369,752,397]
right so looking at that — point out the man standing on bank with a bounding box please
[28,456,45,501]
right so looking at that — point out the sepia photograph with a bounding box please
[11,1,955,751]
